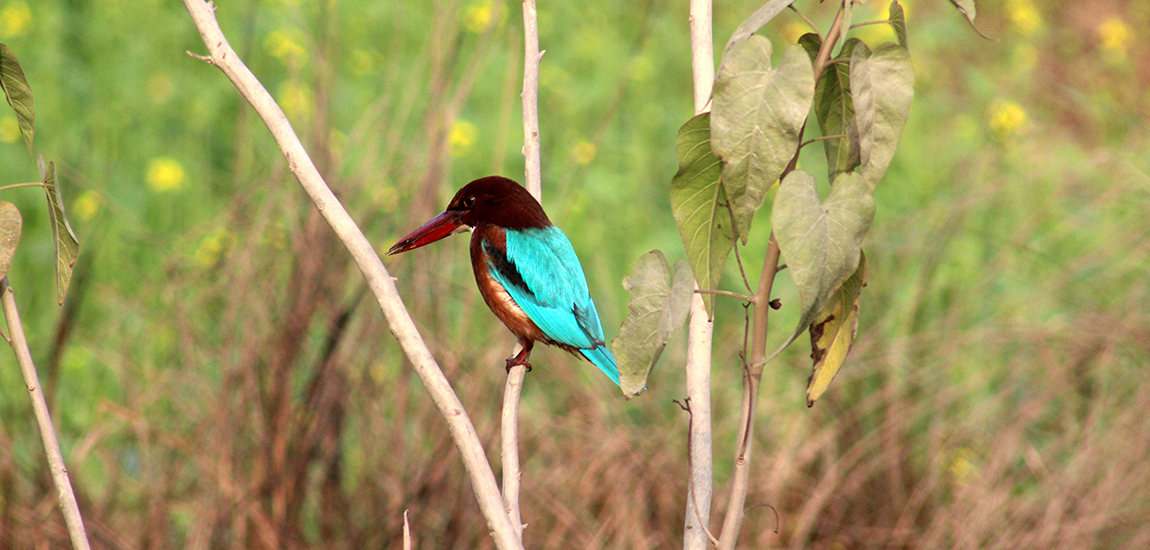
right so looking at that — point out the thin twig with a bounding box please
[0,182,47,193]
[694,288,754,303]
[788,5,821,38]
[799,134,846,149]
[683,1,715,549]
[747,503,780,533]
[731,242,754,294]
[849,20,891,30]
[177,2,522,548]
[676,398,722,547]
[1,277,92,550]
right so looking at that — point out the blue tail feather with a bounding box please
[580,345,619,386]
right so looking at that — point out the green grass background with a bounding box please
[1,0,1148,548]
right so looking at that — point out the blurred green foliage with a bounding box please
[1,0,1148,548]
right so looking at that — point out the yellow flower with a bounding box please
[0,2,31,38]
[449,119,477,157]
[194,226,235,267]
[0,116,19,143]
[572,141,597,165]
[146,158,186,192]
[987,100,1027,141]
[264,28,307,66]
[1005,0,1041,37]
[948,447,977,483]
[463,1,504,33]
[277,81,313,121]
[1097,17,1132,62]
[73,191,102,222]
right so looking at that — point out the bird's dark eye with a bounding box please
[462,196,476,208]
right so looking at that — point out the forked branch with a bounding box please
[178,1,522,548]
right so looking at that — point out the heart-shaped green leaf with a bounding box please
[712,38,813,242]
[851,43,914,191]
[670,112,735,317]
[613,251,694,397]
[767,170,874,362]
[813,38,868,182]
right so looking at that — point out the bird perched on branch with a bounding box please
[388,176,619,386]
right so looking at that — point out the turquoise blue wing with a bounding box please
[485,227,619,384]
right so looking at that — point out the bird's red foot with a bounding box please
[505,347,533,373]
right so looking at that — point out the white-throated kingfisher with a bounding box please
[387,176,620,386]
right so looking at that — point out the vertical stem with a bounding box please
[500,367,526,541]
[712,3,848,546]
[1,277,92,550]
[682,293,714,549]
[716,235,780,550]
[521,0,543,199]
[683,1,714,549]
[688,0,714,114]
[499,0,544,543]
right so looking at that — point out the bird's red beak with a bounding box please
[387,210,469,255]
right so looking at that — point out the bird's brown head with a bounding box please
[387,176,551,255]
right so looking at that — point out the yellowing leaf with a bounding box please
[806,251,866,407]
[768,170,873,362]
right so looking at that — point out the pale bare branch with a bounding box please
[1,277,92,550]
[683,1,715,548]
[177,2,522,548]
